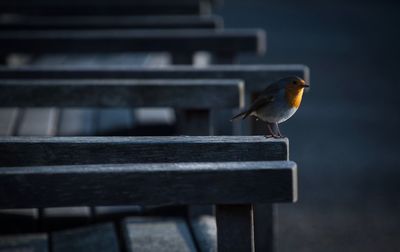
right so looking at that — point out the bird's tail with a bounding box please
[230,111,248,121]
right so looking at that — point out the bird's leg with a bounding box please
[266,123,279,138]
[274,123,285,138]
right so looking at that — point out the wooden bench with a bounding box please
[0,65,309,135]
[0,136,297,252]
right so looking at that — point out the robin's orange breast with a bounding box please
[285,88,304,108]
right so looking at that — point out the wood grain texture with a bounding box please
[0,29,265,55]
[216,205,254,252]
[0,15,223,30]
[0,65,309,92]
[122,217,197,252]
[0,136,288,166]
[0,79,243,109]
[51,223,119,252]
[0,233,48,251]
[0,161,296,208]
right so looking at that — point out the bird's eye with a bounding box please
[292,81,297,85]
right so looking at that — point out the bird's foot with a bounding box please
[264,134,281,139]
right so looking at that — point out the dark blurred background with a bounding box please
[216,0,400,251]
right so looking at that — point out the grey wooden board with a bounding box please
[95,109,134,135]
[0,136,288,166]
[189,215,216,252]
[0,79,244,109]
[0,1,204,16]
[16,108,58,136]
[0,233,48,252]
[0,109,18,136]
[216,205,253,252]
[122,217,197,252]
[51,223,119,252]
[41,207,92,231]
[0,29,266,55]
[0,161,296,208]
[0,65,309,92]
[58,109,96,136]
[0,15,223,30]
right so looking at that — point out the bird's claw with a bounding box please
[264,134,285,139]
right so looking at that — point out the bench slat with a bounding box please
[122,217,197,252]
[16,108,58,136]
[0,29,265,55]
[0,161,296,208]
[0,1,205,16]
[0,15,222,30]
[0,109,18,136]
[0,65,309,92]
[0,136,288,166]
[51,223,119,252]
[0,234,48,251]
[0,79,243,109]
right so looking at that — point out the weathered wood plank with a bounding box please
[0,108,18,136]
[95,109,134,135]
[0,161,296,208]
[0,79,243,109]
[51,223,119,252]
[0,29,266,55]
[58,109,96,136]
[122,217,197,252]
[0,15,223,30]
[188,214,217,252]
[0,234,48,252]
[16,108,58,136]
[0,65,309,92]
[216,205,254,252]
[41,207,91,231]
[0,136,288,166]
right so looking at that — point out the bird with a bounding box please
[231,76,309,138]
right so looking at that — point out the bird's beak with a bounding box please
[300,80,310,88]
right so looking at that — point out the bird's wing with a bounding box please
[231,81,282,121]
[241,94,275,119]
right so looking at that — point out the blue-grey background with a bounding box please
[217,0,400,251]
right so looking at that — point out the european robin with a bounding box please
[231,76,309,138]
